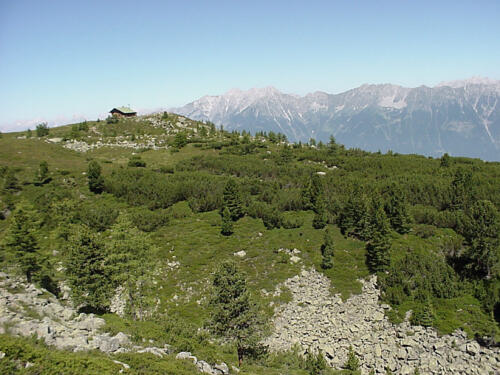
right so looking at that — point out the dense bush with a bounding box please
[379,248,458,304]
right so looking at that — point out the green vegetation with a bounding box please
[0,113,499,373]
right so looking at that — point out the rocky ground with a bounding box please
[265,268,500,375]
[0,272,229,375]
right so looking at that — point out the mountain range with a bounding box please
[173,77,500,161]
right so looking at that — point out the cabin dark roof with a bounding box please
[110,106,136,114]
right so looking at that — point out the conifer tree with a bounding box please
[463,200,500,278]
[344,345,360,371]
[366,232,391,272]
[449,167,474,211]
[87,160,104,194]
[440,152,451,167]
[3,169,20,192]
[221,206,234,236]
[385,185,411,234]
[302,174,323,210]
[208,261,266,366]
[221,179,244,221]
[3,203,40,282]
[65,225,111,311]
[337,188,367,237]
[34,161,49,185]
[410,297,434,327]
[321,229,334,269]
[312,197,327,229]
[365,197,391,240]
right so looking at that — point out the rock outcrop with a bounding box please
[0,272,227,374]
[265,268,500,375]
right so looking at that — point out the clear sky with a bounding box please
[1,0,499,131]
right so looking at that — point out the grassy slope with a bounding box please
[1,117,499,373]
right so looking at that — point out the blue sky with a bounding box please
[1,0,499,131]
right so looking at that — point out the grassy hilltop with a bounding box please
[0,114,499,374]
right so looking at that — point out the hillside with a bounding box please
[173,78,500,161]
[0,114,499,375]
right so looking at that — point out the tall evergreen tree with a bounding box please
[366,232,391,273]
[221,179,244,221]
[385,184,411,234]
[65,225,111,311]
[208,261,266,366]
[321,229,334,269]
[449,167,474,211]
[312,197,327,229]
[463,200,500,278]
[360,197,390,241]
[3,203,40,282]
[221,206,234,236]
[301,174,323,210]
[87,160,104,194]
[337,187,367,237]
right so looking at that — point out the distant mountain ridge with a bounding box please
[173,78,500,161]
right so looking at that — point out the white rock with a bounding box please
[233,250,246,258]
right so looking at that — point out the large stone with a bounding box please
[466,342,480,356]
[197,360,215,374]
[176,351,198,363]
[213,362,229,374]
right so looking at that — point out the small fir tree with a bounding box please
[366,232,391,272]
[34,161,49,185]
[208,261,266,366]
[221,206,234,236]
[440,152,451,167]
[312,197,327,229]
[411,297,434,327]
[221,179,244,221]
[304,349,327,375]
[3,203,40,282]
[321,229,334,269]
[385,185,411,234]
[87,160,104,194]
[344,345,360,371]
[3,169,20,192]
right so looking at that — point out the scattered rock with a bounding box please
[233,250,246,258]
[264,267,499,374]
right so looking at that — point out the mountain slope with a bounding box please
[173,78,500,160]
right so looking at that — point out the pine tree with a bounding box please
[3,169,20,192]
[337,188,367,237]
[364,197,391,240]
[209,261,266,366]
[385,185,411,234]
[366,232,391,272]
[344,345,360,371]
[312,197,327,229]
[410,297,434,327]
[463,200,500,278]
[65,225,111,312]
[449,167,474,211]
[440,152,451,167]
[321,229,334,269]
[34,161,49,185]
[304,349,327,375]
[302,174,323,210]
[87,160,104,194]
[3,203,40,282]
[221,206,234,236]
[221,179,244,221]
